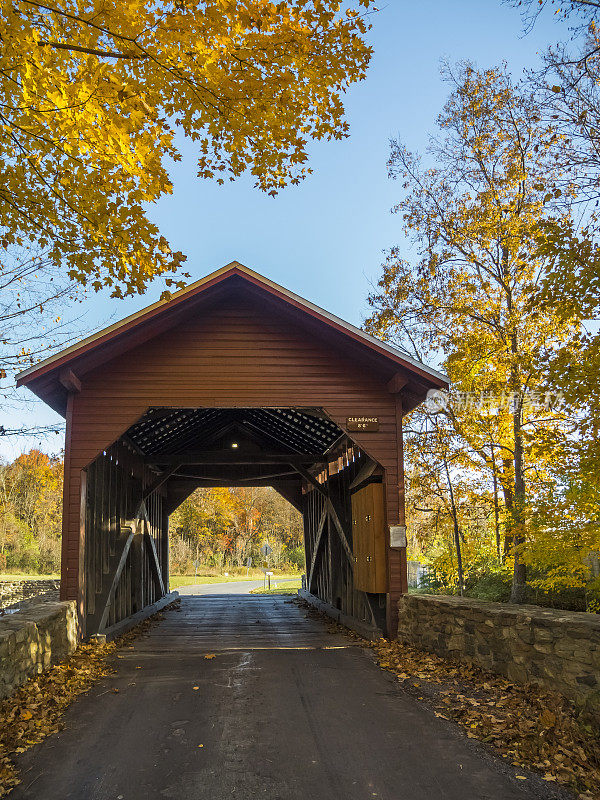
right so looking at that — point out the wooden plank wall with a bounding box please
[61,294,407,632]
[82,440,166,635]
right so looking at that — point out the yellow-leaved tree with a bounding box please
[366,62,587,605]
[0,0,373,298]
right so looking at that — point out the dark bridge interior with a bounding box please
[83,406,386,640]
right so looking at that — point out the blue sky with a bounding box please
[2,0,562,460]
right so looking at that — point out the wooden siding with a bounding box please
[302,446,384,628]
[62,294,407,628]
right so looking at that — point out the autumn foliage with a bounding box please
[0,0,373,298]
[367,61,600,611]
[0,451,63,574]
[169,486,304,573]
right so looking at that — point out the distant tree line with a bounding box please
[0,451,63,573]
[169,487,304,575]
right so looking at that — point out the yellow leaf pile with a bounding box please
[0,639,117,795]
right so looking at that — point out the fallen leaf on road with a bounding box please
[193,686,199,691]
[204,654,215,660]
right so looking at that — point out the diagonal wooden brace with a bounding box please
[308,506,328,593]
[96,525,136,634]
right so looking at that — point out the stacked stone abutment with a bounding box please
[0,601,77,699]
[0,578,60,609]
[397,594,600,717]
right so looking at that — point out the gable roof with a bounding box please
[16,261,448,415]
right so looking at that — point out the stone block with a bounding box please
[576,673,598,688]
[507,663,529,683]
[572,649,593,665]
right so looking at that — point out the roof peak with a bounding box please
[16,261,448,391]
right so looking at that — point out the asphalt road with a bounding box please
[9,595,572,800]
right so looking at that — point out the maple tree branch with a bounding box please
[37,40,147,59]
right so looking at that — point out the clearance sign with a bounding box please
[346,416,380,432]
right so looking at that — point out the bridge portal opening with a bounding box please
[83,407,388,639]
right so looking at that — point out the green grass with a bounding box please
[170,572,301,588]
[0,573,60,581]
[250,577,302,595]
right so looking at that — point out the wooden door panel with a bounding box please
[351,483,387,593]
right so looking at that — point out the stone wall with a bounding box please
[0,601,77,699]
[0,578,60,610]
[398,594,600,716]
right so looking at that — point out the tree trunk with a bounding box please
[510,424,527,603]
[502,246,527,604]
[444,459,464,595]
[500,459,514,558]
[490,443,502,562]
[509,345,527,604]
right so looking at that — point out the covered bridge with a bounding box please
[17,262,447,638]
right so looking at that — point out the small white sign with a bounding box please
[389,525,407,548]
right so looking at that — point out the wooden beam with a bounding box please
[59,368,81,393]
[166,475,302,486]
[271,481,303,513]
[291,463,327,497]
[151,452,324,465]
[204,470,298,483]
[291,463,352,562]
[308,506,328,592]
[139,502,166,597]
[240,419,305,454]
[323,432,348,457]
[387,373,408,394]
[122,434,146,458]
[140,464,181,503]
[144,527,166,597]
[349,460,378,490]
[326,499,353,563]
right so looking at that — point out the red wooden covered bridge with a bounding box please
[17,263,447,638]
